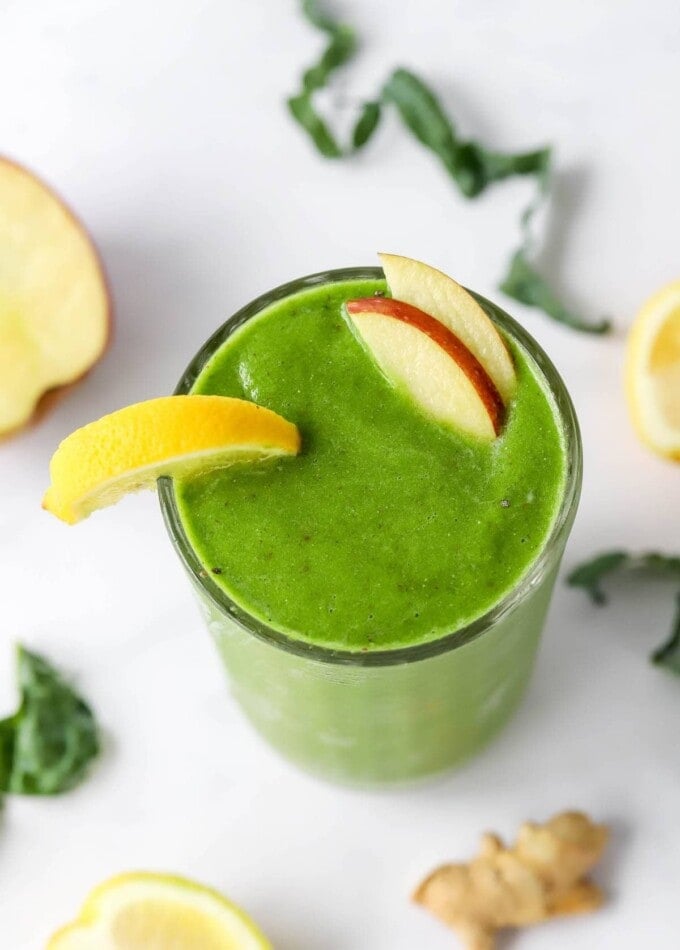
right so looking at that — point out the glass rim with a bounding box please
[159,266,582,668]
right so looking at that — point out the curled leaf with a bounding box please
[566,551,630,604]
[352,100,382,150]
[301,24,355,94]
[383,69,552,199]
[500,252,612,335]
[567,550,680,604]
[651,593,680,674]
[288,93,343,158]
[567,550,680,674]
[288,0,380,157]
[381,68,460,179]
[287,1,611,334]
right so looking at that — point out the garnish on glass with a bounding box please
[345,253,516,441]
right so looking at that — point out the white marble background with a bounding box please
[1,1,679,947]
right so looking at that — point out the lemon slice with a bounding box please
[625,281,680,459]
[47,871,272,950]
[43,395,301,524]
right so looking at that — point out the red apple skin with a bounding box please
[0,155,113,440]
[346,296,505,435]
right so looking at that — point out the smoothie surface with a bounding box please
[174,278,567,651]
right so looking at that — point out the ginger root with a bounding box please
[413,810,608,950]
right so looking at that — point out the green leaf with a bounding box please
[480,146,552,184]
[352,100,382,150]
[651,592,680,675]
[287,93,343,158]
[0,646,100,795]
[458,143,552,198]
[567,550,680,674]
[301,23,356,95]
[0,716,16,791]
[381,68,460,174]
[381,70,551,198]
[379,68,599,335]
[500,251,612,335]
[288,0,358,158]
[566,550,632,604]
[287,3,611,334]
[301,0,340,33]
[567,550,680,604]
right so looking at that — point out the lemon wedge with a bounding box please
[626,281,680,460]
[43,395,301,524]
[46,871,272,949]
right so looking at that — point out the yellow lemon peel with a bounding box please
[43,395,301,523]
[46,871,272,950]
[626,280,680,460]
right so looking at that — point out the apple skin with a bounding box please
[0,156,113,440]
[379,253,517,402]
[346,296,505,436]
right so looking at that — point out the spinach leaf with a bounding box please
[567,551,680,675]
[287,1,611,335]
[0,646,100,795]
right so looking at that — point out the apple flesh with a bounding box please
[379,253,516,402]
[346,297,504,441]
[0,158,111,437]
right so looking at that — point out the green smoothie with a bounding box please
[175,278,565,650]
[161,267,580,784]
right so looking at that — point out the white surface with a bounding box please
[1,1,679,947]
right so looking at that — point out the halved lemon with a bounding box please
[43,395,301,524]
[625,281,680,460]
[47,871,272,949]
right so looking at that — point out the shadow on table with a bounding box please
[256,917,345,950]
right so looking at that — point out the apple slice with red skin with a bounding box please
[346,296,505,441]
[379,253,516,402]
[0,157,111,437]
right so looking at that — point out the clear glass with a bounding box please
[159,268,582,786]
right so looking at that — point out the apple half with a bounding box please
[379,253,516,402]
[346,296,505,441]
[0,158,111,437]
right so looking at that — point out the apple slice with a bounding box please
[346,296,504,441]
[0,158,111,437]
[379,253,516,401]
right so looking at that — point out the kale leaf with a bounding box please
[567,551,680,674]
[651,592,680,675]
[500,251,612,334]
[0,646,100,795]
[567,550,680,604]
[287,0,361,158]
[288,2,610,334]
[382,69,551,199]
